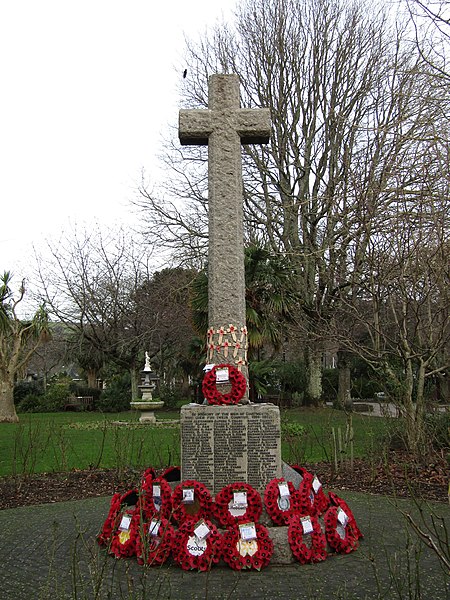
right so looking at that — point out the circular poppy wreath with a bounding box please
[108,489,140,559]
[171,479,214,524]
[287,513,327,564]
[202,363,247,405]
[297,470,317,516]
[323,506,360,554]
[291,465,330,515]
[135,516,175,566]
[328,491,363,540]
[171,518,222,571]
[214,482,262,528]
[139,475,173,521]
[264,478,301,526]
[160,465,181,482]
[221,522,273,571]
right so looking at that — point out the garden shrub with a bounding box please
[423,412,450,451]
[97,373,131,412]
[17,393,48,413]
[156,383,184,410]
[14,380,44,404]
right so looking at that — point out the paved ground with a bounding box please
[0,491,448,600]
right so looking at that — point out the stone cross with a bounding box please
[179,74,270,397]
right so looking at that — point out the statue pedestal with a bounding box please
[130,400,164,423]
[180,404,281,494]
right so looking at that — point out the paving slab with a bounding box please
[0,491,448,599]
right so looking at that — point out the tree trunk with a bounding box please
[337,351,352,409]
[86,369,97,389]
[305,347,323,406]
[0,378,19,423]
[402,358,420,455]
[130,366,140,400]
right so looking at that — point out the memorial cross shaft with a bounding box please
[179,74,270,395]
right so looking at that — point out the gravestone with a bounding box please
[179,74,281,492]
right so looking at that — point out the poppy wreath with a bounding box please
[108,489,140,559]
[139,474,173,521]
[297,469,317,516]
[171,480,214,524]
[221,522,274,571]
[171,518,222,571]
[135,516,175,566]
[160,465,181,482]
[97,491,122,547]
[287,513,327,564]
[323,505,360,554]
[293,466,329,516]
[264,478,301,525]
[328,491,363,540]
[214,482,262,528]
[202,363,246,405]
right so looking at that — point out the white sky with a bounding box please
[0,0,235,279]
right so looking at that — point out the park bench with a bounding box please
[64,396,94,411]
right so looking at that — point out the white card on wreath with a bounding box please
[182,488,195,504]
[233,491,248,508]
[312,476,322,493]
[194,519,211,540]
[239,522,257,541]
[119,514,131,531]
[215,367,229,382]
[153,485,161,497]
[149,519,161,537]
[337,508,349,527]
[278,481,290,497]
[301,516,314,535]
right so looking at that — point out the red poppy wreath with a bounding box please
[202,363,246,405]
[287,513,327,564]
[323,505,360,554]
[108,489,140,559]
[135,516,175,566]
[221,522,273,571]
[264,478,301,525]
[139,474,173,521]
[171,518,222,571]
[293,466,329,516]
[171,480,214,524]
[214,482,262,528]
[328,491,363,540]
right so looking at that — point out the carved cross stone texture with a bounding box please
[179,74,270,398]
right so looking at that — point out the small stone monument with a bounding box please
[179,74,282,493]
[130,352,163,423]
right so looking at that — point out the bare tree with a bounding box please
[332,129,450,452]
[406,0,450,82]
[0,273,49,422]
[136,0,446,404]
[35,225,156,400]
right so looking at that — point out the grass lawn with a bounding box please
[281,407,390,465]
[0,407,392,478]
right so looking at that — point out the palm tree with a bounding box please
[190,244,298,359]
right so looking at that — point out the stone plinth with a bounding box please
[181,404,281,494]
[130,400,164,423]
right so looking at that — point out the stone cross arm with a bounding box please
[178,74,270,146]
[179,108,271,146]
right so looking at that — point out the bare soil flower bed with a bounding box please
[0,452,447,511]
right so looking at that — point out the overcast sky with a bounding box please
[0,0,235,279]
